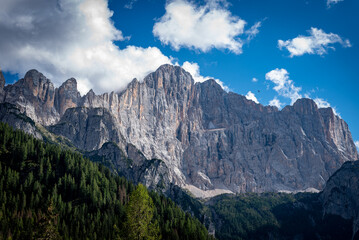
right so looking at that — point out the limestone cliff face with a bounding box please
[0,103,42,139]
[3,70,59,125]
[1,70,81,126]
[55,78,81,116]
[320,161,359,238]
[48,107,124,151]
[1,65,357,197]
[85,142,171,191]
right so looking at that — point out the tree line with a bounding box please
[0,122,215,240]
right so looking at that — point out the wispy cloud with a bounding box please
[124,0,138,9]
[327,0,344,8]
[252,77,258,82]
[278,27,351,57]
[153,0,258,54]
[245,91,259,103]
[245,21,262,41]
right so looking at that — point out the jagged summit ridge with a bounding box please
[0,64,357,197]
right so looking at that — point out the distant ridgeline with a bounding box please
[0,123,214,240]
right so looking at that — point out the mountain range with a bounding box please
[0,64,358,198]
[1,65,359,238]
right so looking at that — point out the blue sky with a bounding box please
[1,0,359,147]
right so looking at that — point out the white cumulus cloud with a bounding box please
[265,69,340,116]
[0,0,173,95]
[269,97,282,109]
[278,27,351,57]
[252,77,258,82]
[245,91,259,103]
[327,0,344,8]
[153,0,255,54]
[182,61,229,91]
[265,68,302,104]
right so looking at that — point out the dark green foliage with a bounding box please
[124,184,160,240]
[150,191,215,240]
[210,192,353,240]
[0,123,214,240]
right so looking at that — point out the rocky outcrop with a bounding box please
[3,70,59,125]
[1,65,357,197]
[48,107,124,151]
[1,70,82,126]
[321,161,359,238]
[55,78,81,116]
[0,103,42,139]
[85,141,171,191]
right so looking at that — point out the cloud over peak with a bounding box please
[245,91,259,103]
[278,27,351,57]
[153,0,257,54]
[265,68,302,104]
[265,68,339,116]
[0,0,173,95]
[182,61,229,91]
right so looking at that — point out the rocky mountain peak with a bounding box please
[292,98,319,114]
[86,89,96,97]
[0,65,357,198]
[55,77,81,116]
[198,79,225,99]
[145,64,194,91]
[24,69,52,87]
[62,77,77,87]
[2,69,58,125]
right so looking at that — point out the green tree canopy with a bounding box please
[124,184,161,240]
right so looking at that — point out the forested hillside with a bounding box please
[208,193,352,240]
[0,123,214,240]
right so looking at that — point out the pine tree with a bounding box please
[124,184,161,240]
[34,201,61,240]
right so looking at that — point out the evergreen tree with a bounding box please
[124,184,161,240]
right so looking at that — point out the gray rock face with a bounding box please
[1,65,358,197]
[1,70,82,126]
[320,161,359,238]
[85,141,171,191]
[55,78,81,116]
[0,103,42,139]
[0,68,5,101]
[48,107,124,151]
[3,70,59,125]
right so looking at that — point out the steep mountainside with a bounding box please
[0,103,42,139]
[0,64,357,197]
[321,161,359,239]
[0,123,214,240]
